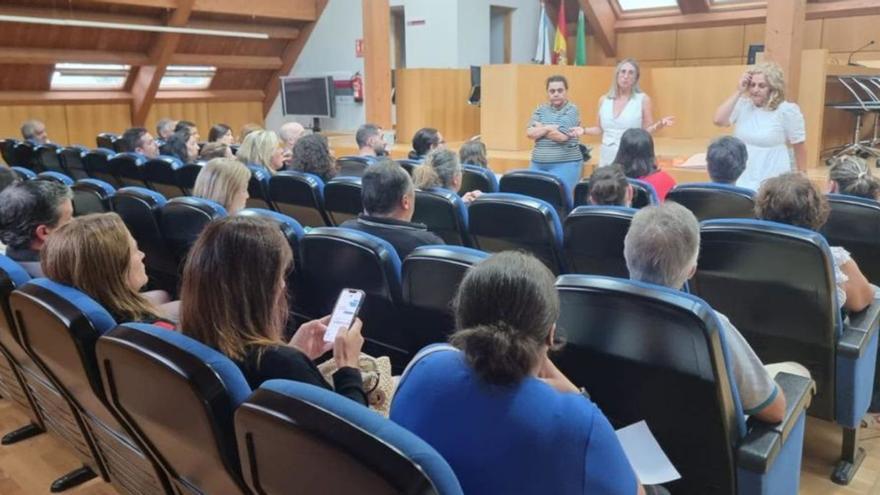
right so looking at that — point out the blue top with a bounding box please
[390,345,638,495]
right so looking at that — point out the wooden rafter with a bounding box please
[580,0,617,57]
[130,0,195,126]
[262,0,328,115]
[676,0,709,15]
[0,48,281,70]
[87,0,318,21]
[0,89,263,105]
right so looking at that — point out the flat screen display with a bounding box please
[280,76,336,118]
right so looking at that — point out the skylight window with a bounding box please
[616,0,678,11]
[51,63,129,90]
[159,65,216,90]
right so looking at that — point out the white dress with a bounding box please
[730,98,806,190]
[598,92,644,167]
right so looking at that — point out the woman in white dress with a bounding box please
[576,59,674,167]
[713,62,806,190]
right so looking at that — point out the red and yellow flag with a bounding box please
[553,0,568,65]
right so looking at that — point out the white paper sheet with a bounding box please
[615,420,681,485]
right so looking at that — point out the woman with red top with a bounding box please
[613,128,676,201]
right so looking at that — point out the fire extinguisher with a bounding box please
[352,72,364,103]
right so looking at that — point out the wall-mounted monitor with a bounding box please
[280,76,336,118]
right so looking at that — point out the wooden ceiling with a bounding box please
[0,0,327,121]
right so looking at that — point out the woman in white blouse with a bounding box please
[576,58,674,167]
[713,62,807,190]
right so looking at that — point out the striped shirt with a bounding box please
[528,101,583,163]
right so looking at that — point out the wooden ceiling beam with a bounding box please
[0,47,148,66]
[156,89,264,101]
[0,91,132,105]
[88,0,317,21]
[676,0,709,15]
[262,0,328,115]
[170,54,283,70]
[130,0,195,126]
[580,0,617,57]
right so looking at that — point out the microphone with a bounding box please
[848,40,875,66]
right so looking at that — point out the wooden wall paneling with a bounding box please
[743,23,766,57]
[586,35,616,66]
[617,31,677,61]
[764,0,806,99]
[64,103,131,147]
[676,25,744,60]
[0,105,69,145]
[803,19,824,50]
[796,49,828,169]
[480,65,521,151]
[821,14,880,53]
[674,57,744,67]
[206,101,265,138]
[396,69,480,144]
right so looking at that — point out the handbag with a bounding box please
[318,353,395,416]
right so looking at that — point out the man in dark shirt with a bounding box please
[0,181,74,277]
[341,159,443,260]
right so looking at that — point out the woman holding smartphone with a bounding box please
[713,62,806,190]
[180,215,367,404]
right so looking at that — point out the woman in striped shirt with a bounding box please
[526,75,584,196]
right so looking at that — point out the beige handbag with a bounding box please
[318,354,395,416]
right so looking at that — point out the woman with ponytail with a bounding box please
[412,149,482,203]
[828,155,880,201]
[391,251,646,495]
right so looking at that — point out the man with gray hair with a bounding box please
[623,202,789,423]
[0,180,73,277]
[278,122,306,154]
[20,119,49,146]
[156,118,176,141]
[706,136,748,186]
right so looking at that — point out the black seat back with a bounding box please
[413,188,472,246]
[159,197,227,267]
[12,142,36,170]
[268,171,330,228]
[111,188,178,294]
[0,139,18,166]
[108,152,148,188]
[142,156,184,198]
[324,176,364,226]
[666,183,755,221]
[245,164,275,210]
[96,132,119,151]
[460,164,498,194]
[821,194,880,285]
[175,162,204,195]
[337,156,371,177]
[59,146,90,179]
[562,205,636,277]
[34,144,63,174]
[574,177,657,208]
[72,179,115,216]
[83,148,119,186]
[499,170,572,218]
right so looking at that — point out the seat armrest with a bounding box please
[839,294,880,358]
[737,373,815,473]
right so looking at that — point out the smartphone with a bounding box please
[323,289,365,343]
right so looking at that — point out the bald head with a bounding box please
[279,122,306,152]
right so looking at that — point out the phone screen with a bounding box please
[323,289,364,343]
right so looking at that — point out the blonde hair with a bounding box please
[829,155,880,200]
[606,58,643,99]
[42,213,159,322]
[192,158,251,212]
[237,130,280,173]
[749,62,786,111]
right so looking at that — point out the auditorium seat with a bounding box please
[268,170,330,228]
[554,275,814,495]
[693,219,880,484]
[300,227,408,368]
[573,177,658,208]
[666,182,755,221]
[467,193,566,275]
[35,171,73,185]
[12,142,36,171]
[10,280,172,495]
[83,148,119,186]
[563,205,636,278]
[0,138,18,166]
[108,152,148,188]
[34,144,65,174]
[245,164,275,211]
[96,323,251,495]
[324,176,364,226]
[336,155,372,177]
[95,132,119,151]
[402,245,488,351]
[72,178,116,216]
[159,197,227,267]
[111,187,178,295]
[461,164,499,194]
[11,167,35,181]
[236,380,463,495]
[499,169,572,219]
[397,159,420,175]
[413,188,472,246]
[58,146,90,180]
[821,193,880,286]
[142,156,185,198]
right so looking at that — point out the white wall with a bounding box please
[489,8,506,64]
[403,0,460,68]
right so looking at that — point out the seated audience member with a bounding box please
[180,215,367,403]
[120,127,160,159]
[355,123,387,161]
[392,251,647,495]
[413,149,481,203]
[458,138,488,168]
[42,213,176,325]
[755,173,874,312]
[585,164,632,206]
[624,202,791,423]
[341,159,444,260]
[0,167,21,255]
[160,130,199,164]
[20,119,49,146]
[174,120,200,141]
[238,129,288,174]
[192,158,250,214]
[614,128,676,201]
[279,122,306,154]
[290,133,338,182]
[155,118,176,141]
[706,136,748,185]
[239,123,262,143]
[408,127,444,161]
[208,123,234,145]
[0,181,73,277]
[198,142,233,161]
[828,155,880,201]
